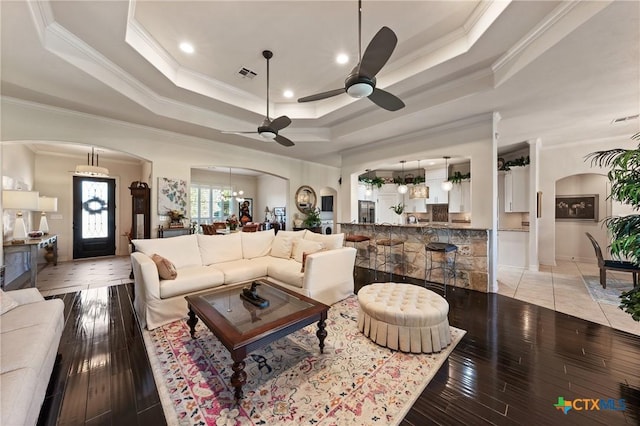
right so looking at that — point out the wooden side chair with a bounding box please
[585,232,639,289]
[242,223,259,232]
[200,224,216,235]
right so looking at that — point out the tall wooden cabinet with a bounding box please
[129,181,151,239]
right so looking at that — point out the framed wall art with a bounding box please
[555,194,599,222]
[158,177,188,215]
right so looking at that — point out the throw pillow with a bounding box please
[301,252,309,273]
[304,232,345,250]
[152,253,177,280]
[292,239,324,263]
[0,289,19,314]
[271,234,294,259]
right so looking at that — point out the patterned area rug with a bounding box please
[142,296,465,425]
[583,275,634,305]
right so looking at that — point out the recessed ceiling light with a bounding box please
[336,53,349,64]
[283,90,294,99]
[179,42,194,54]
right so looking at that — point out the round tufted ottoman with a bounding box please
[357,283,451,353]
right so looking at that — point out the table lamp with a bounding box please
[2,190,40,243]
[38,196,58,234]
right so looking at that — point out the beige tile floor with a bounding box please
[37,255,132,297]
[498,260,640,336]
[36,256,639,336]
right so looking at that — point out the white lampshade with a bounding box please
[2,190,40,241]
[38,196,58,212]
[397,184,409,194]
[38,196,58,234]
[441,181,454,191]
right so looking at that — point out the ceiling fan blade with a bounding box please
[368,88,405,111]
[274,134,295,147]
[298,88,345,103]
[270,115,291,131]
[221,131,259,135]
[359,26,398,78]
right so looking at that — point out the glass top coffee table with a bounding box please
[185,279,330,401]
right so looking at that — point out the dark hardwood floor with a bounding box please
[39,268,639,425]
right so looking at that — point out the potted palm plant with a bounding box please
[586,132,640,321]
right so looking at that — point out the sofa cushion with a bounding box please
[291,239,324,263]
[214,258,270,284]
[1,367,37,426]
[133,234,201,269]
[267,257,304,288]
[152,254,177,280]
[270,230,307,259]
[158,265,225,299]
[241,229,275,259]
[1,299,64,374]
[198,233,243,265]
[304,232,345,250]
[0,290,18,315]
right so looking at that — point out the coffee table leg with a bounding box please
[187,307,198,339]
[231,360,247,401]
[316,317,327,354]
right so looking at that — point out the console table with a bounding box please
[2,234,58,289]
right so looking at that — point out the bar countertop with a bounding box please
[338,222,490,231]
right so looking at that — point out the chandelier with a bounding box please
[75,147,109,177]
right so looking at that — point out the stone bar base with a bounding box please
[341,223,490,292]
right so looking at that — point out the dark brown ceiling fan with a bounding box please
[223,50,294,147]
[297,0,404,111]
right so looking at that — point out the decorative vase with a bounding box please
[230,224,238,231]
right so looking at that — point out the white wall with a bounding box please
[538,136,637,265]
[555,173,609,263]
[1,144,37,240]
[1,99,340,234]
[257,174,288,223]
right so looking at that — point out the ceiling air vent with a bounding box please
[611,114,639,124]
[237,67,257,79]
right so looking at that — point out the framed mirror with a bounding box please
[295,185,317,213]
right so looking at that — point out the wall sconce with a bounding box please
[2,190,40,243]
[38,196,58,234]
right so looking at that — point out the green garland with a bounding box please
[359,176,385,188]
[447,172,471,184]
[501,155,530,171]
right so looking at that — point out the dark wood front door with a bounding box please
[73,176,116,259]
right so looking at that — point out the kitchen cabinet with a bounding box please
[405,195,427,212]
[448,180,471,213]
[425,178,449,204]
[504,166,529,213]
[423,167,448,204]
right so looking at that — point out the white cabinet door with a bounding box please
[449,180,471,213]
[425,178,449,204]
[504,166,529,213]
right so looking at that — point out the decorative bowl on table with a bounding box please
[28,230,44,238]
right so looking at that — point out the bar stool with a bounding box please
[345,232,371,274]
[373,223,405,280]
[423,227,457,296]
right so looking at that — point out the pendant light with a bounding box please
[410,160,429,199]
[226,167,244,202]
[364,169,373,197]
[75,147,109,177]
[397,160,408,194]
[441,156,453,191]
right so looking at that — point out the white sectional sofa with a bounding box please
[1,288,64,426]
[131,229,356,330]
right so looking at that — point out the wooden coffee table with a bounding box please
[185,280,329,401]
